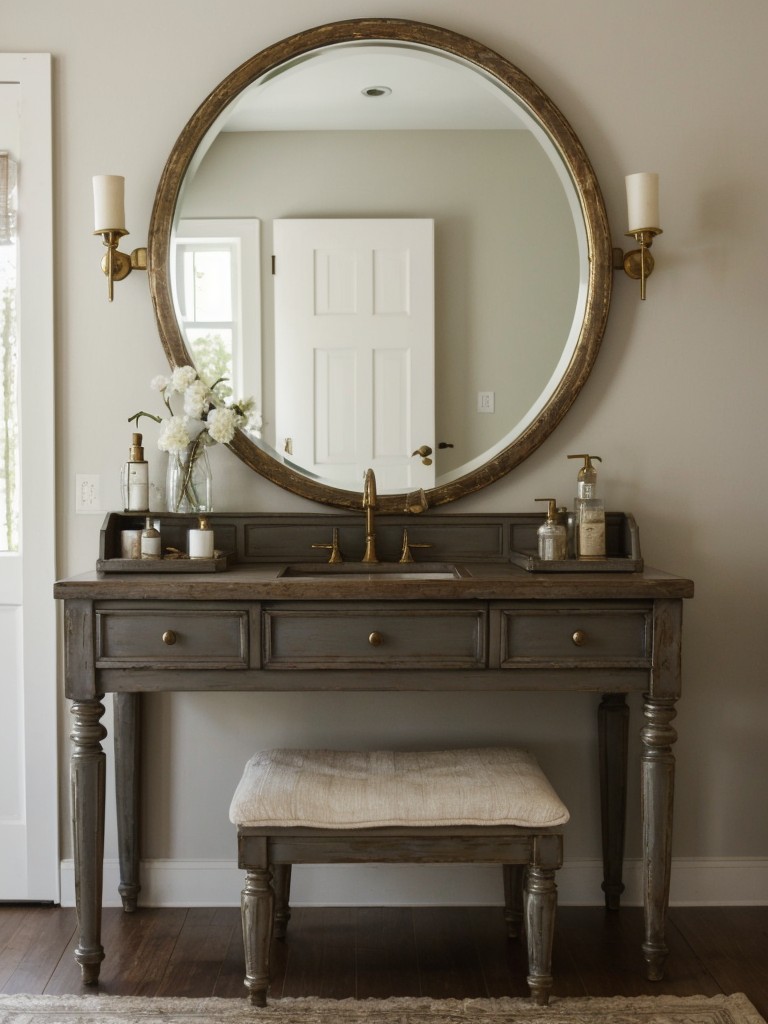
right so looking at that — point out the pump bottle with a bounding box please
[535,498,567,561]
[122,433,149,513]
[567,453,602,499]
[568,454,605,557]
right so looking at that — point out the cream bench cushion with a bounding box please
[229,747,569,830]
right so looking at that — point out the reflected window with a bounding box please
[0,150,18,552]
[173,218,261,407]
[176,241,237,399]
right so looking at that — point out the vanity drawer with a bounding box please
[494,604,651,668]
[95,607,252,668]
[263,602,487,670]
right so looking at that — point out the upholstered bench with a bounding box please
[230,747,569,1006]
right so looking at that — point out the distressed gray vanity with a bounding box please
[55,509,693,985]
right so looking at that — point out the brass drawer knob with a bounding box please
[162,630,177,646]
[572,629,587,647]
[368,631,383,647]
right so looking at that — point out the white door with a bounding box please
[274,219,435,491]
[0,55,57,900]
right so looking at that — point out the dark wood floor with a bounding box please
[1,905,767,1017]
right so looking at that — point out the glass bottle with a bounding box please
[121,432,149,512]
[535,498,567,561]
[140,517,162,559]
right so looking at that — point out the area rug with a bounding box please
[0,994,764,1024]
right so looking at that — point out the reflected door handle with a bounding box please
[411,445,433,465]
[162,630,177,646]
[368,631,383,647]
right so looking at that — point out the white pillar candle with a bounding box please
[625,172,660,232]
[93,174,126,232]
[188,522,214,559]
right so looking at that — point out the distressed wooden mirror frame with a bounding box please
[148,18,612,511]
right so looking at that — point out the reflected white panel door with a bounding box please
[0,55,57,900]
[274,219,435,491]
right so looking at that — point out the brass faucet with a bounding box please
[362,467,378,563]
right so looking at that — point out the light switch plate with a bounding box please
[75,474,102,514]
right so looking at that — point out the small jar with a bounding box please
[140,517,162,560]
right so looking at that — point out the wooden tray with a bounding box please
[96,554,229,576]
[509,550,643,573]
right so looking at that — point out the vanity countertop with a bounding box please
[54,562,694,601]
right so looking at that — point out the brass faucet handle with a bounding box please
[399,529,433,564]
[311,527,343,564]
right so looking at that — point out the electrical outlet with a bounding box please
[477,391,495,413]
[76,474,102,514]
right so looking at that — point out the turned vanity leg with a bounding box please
[524,835,561,1007]
[70,698,107,984]
[641,598,683,981]
[598,693,629,910]
[114,692,141,912]
[242,861,274,1007]
[641,693,677,981]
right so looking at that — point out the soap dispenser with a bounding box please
[535,498,567,561]
[568,453,606,557]
[121,432,149,513]
[567,453,602,500]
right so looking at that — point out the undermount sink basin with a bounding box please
[279,562,464,580]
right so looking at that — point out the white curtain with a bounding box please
[0,152,17,243]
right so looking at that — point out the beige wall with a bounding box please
[8,0,767,899]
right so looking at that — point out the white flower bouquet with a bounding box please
[129,366,261,512]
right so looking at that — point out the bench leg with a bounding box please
[524,863,557,1005]
[272,863,292,939]
[503,864,525,939]
[242,867,273,1006]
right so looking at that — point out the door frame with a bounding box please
[0,53,58,901]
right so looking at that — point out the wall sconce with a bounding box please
[93,175,147,301]
[613,172,662,300]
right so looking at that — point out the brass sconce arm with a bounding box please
[613,227,662,301]
[95,228,147,301]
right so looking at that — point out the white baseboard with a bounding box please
[59,857,768,909]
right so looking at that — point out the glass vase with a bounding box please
[166,443,213,514]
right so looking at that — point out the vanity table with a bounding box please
[71,10,691,994]
[55,510,693,986]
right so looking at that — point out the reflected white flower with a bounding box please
[150,375,169,393]
[247,409,263,435]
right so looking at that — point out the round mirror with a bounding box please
[148,19,611,511]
